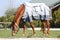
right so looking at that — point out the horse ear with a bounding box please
[22,4,25,7]
[22,4,25,10]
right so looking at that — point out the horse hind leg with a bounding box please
[42,21,47,36]
[30,22,36,36]
[47,20,50,35]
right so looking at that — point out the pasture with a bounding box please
[0,29,60,38]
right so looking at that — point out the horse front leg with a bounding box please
[30,22,36,36]
[12,24,16,36]
[12,4,25,36]
[12,14,23,36]
[12,20,20,36]
[22,22,26,36]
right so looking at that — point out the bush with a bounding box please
[52,8,60,28]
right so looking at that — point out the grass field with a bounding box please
[0,29,60,38]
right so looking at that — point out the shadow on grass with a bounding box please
[57,35,60,38]
[27,34,33,38]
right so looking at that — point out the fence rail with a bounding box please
[0,22,11,24]
[0,22,12,29]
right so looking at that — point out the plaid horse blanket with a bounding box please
[21,2,52,22]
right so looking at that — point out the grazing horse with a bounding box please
[12,4,25,36]
[12,2,52,36]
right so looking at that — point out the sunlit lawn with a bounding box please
[0,29,60,38]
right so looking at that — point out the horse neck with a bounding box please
[14,4,25,22]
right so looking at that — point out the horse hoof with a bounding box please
[44,34,46,37]
[22,34,25,36]
[34,34,36,36]
[47,34,49,36]
[47,34,50,37]
[12,33,16,36]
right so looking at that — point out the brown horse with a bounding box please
[12,4,25,36]
[12,3,51,36]
[12,4,36,36]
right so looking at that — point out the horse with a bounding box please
[12,2,52,36]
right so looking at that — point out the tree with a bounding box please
[0,16,7,22]
[5,8,16,22]
[52,7,60,28]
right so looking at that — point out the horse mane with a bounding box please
[13,4,25,22]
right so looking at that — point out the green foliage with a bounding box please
[5,8,16,22]
[54,8,60,20]
[0,8,16,29]
[0,16,7,22]
[52,8,60,28]
[0,8,16,22]
[25,20,42,28]
[5,8,16,17]
[6,15,14,22]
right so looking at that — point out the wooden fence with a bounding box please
[0,22,11,29]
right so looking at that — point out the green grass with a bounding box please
[0,29,60,38]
